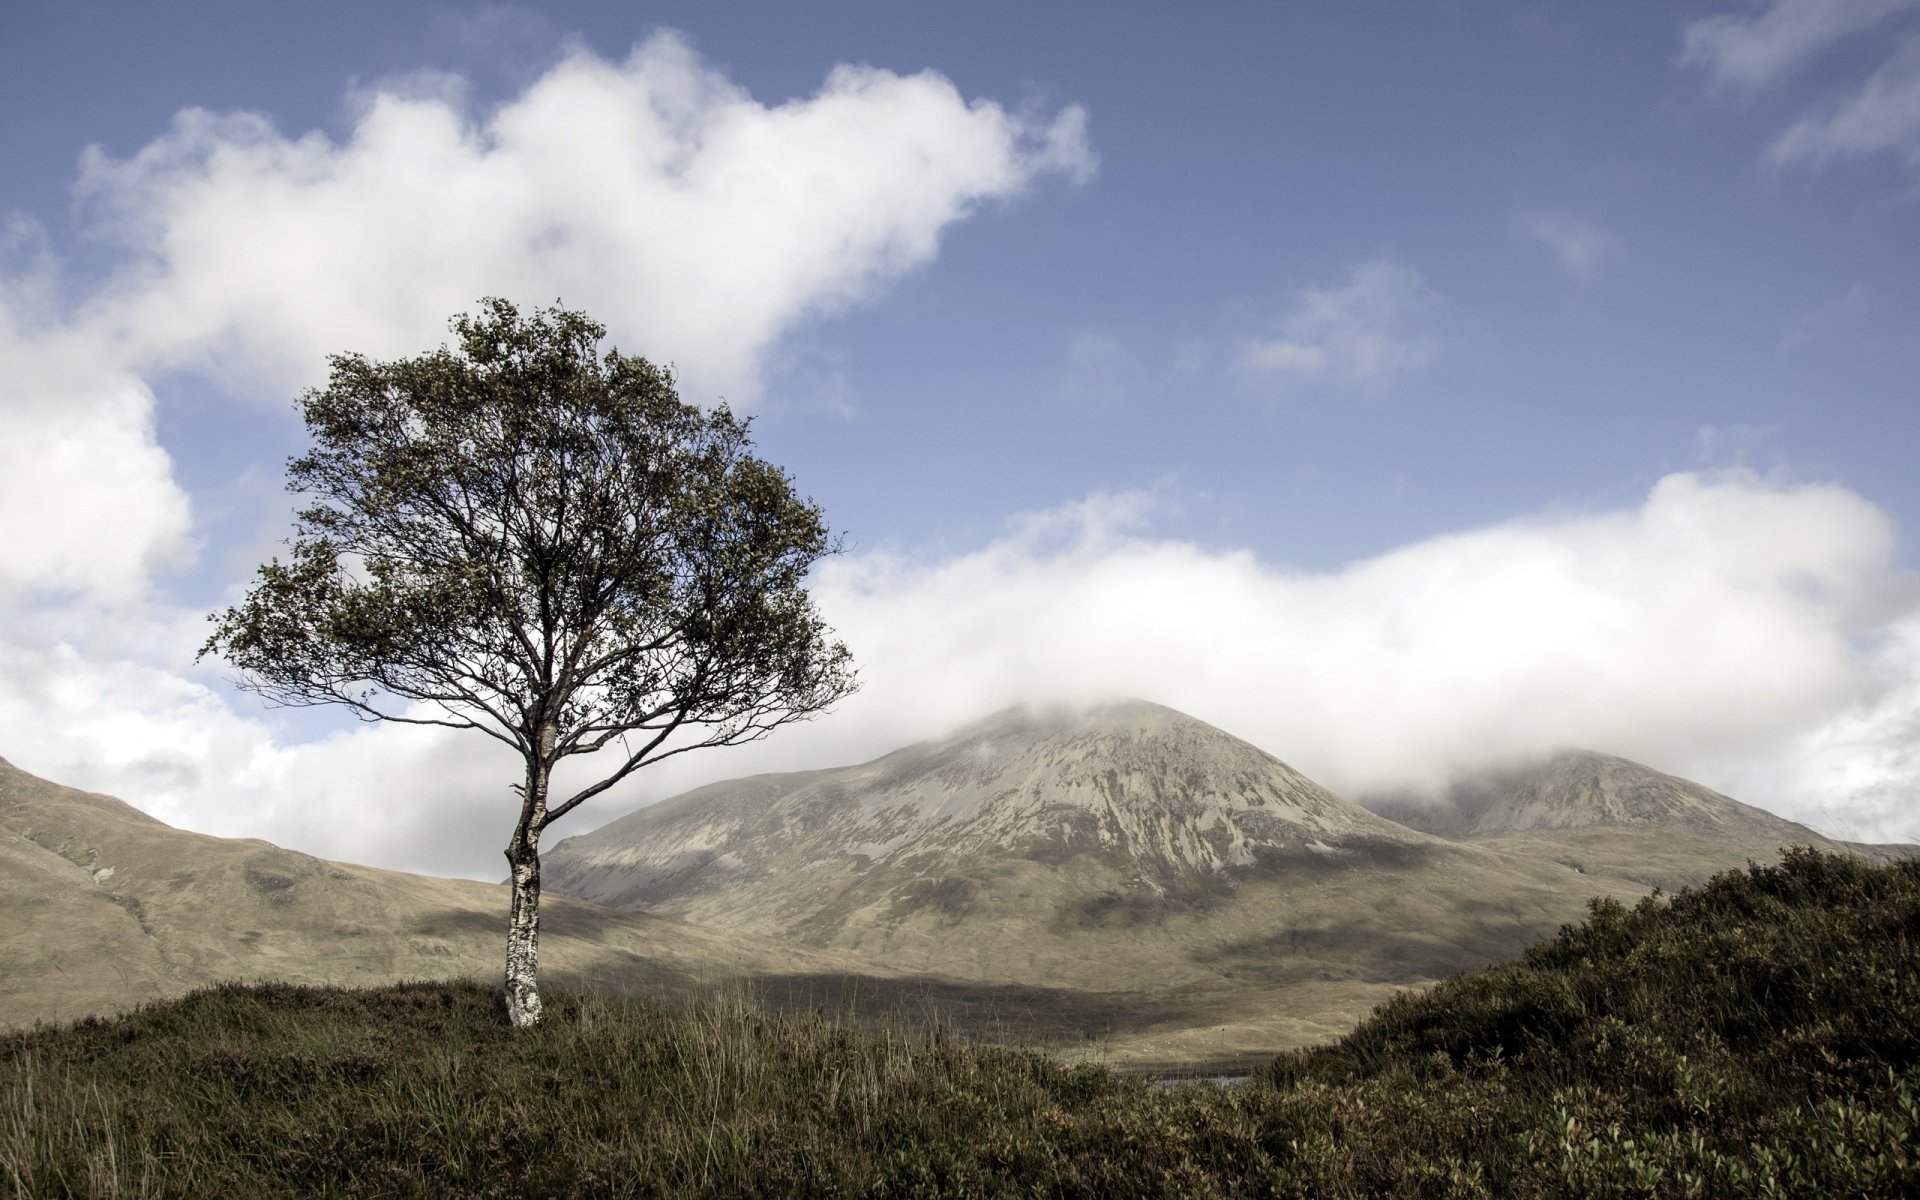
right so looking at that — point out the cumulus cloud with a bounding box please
[7,470,1915,878]
[1730,612,1920,843]
[0,375,193,605]
[1514,210,1623,280]
[0,32,1091,608]
[0,248,193,606]
[0,637,523,878]
[1238,256,1441,390]
[1683,0,1920,175]
[57,31,1093,403]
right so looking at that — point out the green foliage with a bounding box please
[4,850,1915,1197]
[1262,847,1920,1195]
[200,298,856,818]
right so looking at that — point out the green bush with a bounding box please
[3,849,1914,1197]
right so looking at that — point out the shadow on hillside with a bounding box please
[1192,890,1559,985]
[406,903,1215,1047]
[755,972,1212,1046]
[409,896,669,943]
[562,963,1217,1049]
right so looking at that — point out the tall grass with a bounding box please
[3,848,1915,1197]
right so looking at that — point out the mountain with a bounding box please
[1361,748,1913,892]
[545,699,1425,919]
[542,701,1640,1063]
[0,754,878,1032]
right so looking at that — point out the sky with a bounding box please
[2,0,1918,881]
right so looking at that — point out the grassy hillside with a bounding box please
[3,849,1913,1198]
[0,754,898,1034]
[1257,845,1920,1195]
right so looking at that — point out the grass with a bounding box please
[3,847,1915,1197]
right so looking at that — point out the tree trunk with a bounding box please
[504,745,552,1029]
[503,825,543,1028]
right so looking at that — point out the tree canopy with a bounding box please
[202,298,856,1025]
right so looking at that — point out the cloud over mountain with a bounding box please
[3,14,1915,891]
[8,467,1911,881]
[801,471,1907,827]
[0,29,1097,876]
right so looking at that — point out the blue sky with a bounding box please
[3,1,1917,879]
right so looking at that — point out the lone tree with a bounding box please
[201,299,856,1027]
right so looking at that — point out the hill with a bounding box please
[4,850,1912,1197]
[0,754,882,1031]
[1256,847,1920,1195]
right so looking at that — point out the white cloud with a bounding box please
[0,375,193,606]
[797,472,1903,811]
[0,637,521,878]
[59,31,1093,404]
[1681,0,1915,92]
[0,31,1092,609]
[0,251,193,606]
[8,470,1914,878]
[1514,210,1623,280]
[1239,256,1441,390]
[1683,0,1920,175]
[1729,613,1920,843]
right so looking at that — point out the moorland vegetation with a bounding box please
[3,848,1913,1197]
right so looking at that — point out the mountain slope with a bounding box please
[0,754,879,1031]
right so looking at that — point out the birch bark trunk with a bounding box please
[504,744,551,1029]
[503,826,543,1028]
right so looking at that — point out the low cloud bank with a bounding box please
[800,471,1911,823]
[3,470,1914,879]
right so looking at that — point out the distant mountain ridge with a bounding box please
[1364,749,1825,838]
[1360,747,1912,891]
